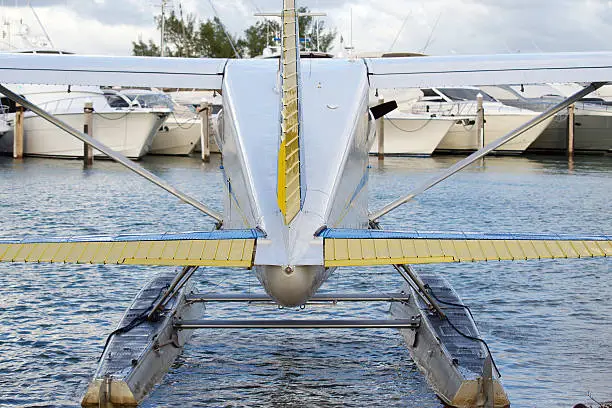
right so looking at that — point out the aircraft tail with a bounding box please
[277,0,302,224]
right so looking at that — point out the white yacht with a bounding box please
[0,84,169,159]
[0,101,10,135]
[482,84,612,153]
[369,88,458,156]
[116,89,200,156]
[407,87,553,154]
[168,90,223,154]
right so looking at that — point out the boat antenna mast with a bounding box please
[27,0,54,49]
[206,0,241,58]
[157,0,170,57]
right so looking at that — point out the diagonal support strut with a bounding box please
[0,84,223,223]
[369,82,607,222]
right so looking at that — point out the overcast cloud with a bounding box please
[1,0,612,56]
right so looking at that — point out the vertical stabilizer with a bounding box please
[277,0,302,224]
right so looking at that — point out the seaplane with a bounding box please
[0,1,610,406]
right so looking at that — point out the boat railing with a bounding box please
[0,104,9,117]
[32,94,111,115]
[574,100,612,113]
[411,100,547,117]
[509,99,612,115]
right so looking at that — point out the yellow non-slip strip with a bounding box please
[277,0,301,225]
[0,239,256,268]
[323,238,611,267]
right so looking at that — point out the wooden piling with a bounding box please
[83,102,94,167]
[377,96,384,160]
[13,103,23,159]
[567,103,575,155]
[476,93,485,150]
[200,102,210,162]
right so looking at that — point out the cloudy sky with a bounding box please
[1,0,612,56]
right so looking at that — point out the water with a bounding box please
[0,154,610,407]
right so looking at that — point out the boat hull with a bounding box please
[436,114,553,154]
[0,111,165,159]
[528,109,612,153]
[150,117,200,155]
[370,116,454,156]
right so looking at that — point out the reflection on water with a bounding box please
[0,154,610,407]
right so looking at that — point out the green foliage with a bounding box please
[132,7,337,58]
[159,11,199,57]
[132,39,160,57]
[297,7,337,53]
[197,17,241,58]
[238,19,280,58]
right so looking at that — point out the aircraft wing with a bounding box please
[365,51,612,88]
[0,53,226,89]
[2,51,612,90]
[0,229,263,268]
[319,228,611,267]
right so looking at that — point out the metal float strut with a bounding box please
[185,293,411,303]
[393,263,446,319]
[0,84,223,223]
[147,265,198,320]
[175,318,420,329]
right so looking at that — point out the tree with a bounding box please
[132,39,160,57]
[132,7,337,58]
[133,13,241,58]
[160,11,199,57]
[239,19,280,58]
[197,17,241,58]
[297,7,336,53]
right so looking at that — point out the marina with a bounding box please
[0,1,611,407]
[0,154,610,407]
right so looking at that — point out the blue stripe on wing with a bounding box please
[316,228,611,241]
[0,229,265,245]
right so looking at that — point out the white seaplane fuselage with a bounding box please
[220,59,373,306]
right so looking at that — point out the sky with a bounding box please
[1,0,612,56]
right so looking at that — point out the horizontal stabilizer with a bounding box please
[366,52,612,88]
[319,228,611,267]
[0,229,263,268]
[0,53,226,88]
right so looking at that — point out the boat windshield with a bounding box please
[105,94,130,108]
[438,88,497,102]
[123,93,173,109]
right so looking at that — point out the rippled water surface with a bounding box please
[0,154,610,407]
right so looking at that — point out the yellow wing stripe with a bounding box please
[0,239,256,268]
[324,238,611,267]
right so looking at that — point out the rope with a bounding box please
[385,116,433,133]
[169,112,198,130]
[425,284,502,378]
[97,282,169,361]
[94,112,131,121]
